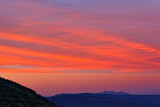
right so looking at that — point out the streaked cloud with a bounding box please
[0,0,160,73]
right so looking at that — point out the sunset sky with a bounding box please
[0,0,160,96]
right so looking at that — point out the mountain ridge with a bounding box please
[47,92,160,107]
[100,90,130,95]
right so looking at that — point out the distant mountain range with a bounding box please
[47,92,160,107]
[100,91,130,95]
[0,77,58,107]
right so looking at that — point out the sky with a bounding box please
[0,0,160,96]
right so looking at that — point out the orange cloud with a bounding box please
[0,0,160,74]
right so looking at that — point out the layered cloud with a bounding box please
[0,0,160,73]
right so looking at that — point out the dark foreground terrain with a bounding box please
[47,93,160,107]
[0,77,58,107]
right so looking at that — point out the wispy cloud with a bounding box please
[0,0,160,73]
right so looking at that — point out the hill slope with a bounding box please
[0,77,58,107]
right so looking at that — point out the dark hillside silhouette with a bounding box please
[0,77,58,107]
